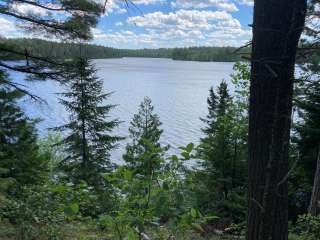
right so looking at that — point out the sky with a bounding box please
[1,0,254,49]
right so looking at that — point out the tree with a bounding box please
[247,1,307,239]
[55,57,122,189]
[121,97,168,236]
[296,81,320,216]
[197,79,247,221]
[198,81,233,201]
[0,71,47,186]
[123,97,168,176]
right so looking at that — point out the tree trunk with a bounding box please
[247,1,307,240]
[308,145,320,216]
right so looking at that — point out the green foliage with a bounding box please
[172,46,249,62]
[38,132,65,179]
[0,72,48,186]
[55,57,122,189]
[195,63,249,223]
[101,143,218,239]
[123,97,168,175]
[293,214,320,240]
[3,185,65,239]
[0,1,104,40]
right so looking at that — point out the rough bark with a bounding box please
[247,1,307,240]
[308,145,320,216]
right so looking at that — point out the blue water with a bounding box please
[8,58,234,162]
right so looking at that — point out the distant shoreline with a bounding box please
[1,38,249,63]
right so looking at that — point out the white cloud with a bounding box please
[115,22,124,26]
[127,10,240,30]
[172,0,238,12]
[11,2,50,16]
[0,17,17,35]
[132,0,165,5]
[109,9,251,48]
[102,0,127,15]
[93,26,207,48]
[236,0,254,6]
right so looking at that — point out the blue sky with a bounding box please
[1,0,254,49]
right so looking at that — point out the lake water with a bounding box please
[10,58,235,162]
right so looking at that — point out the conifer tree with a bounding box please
[122,97,168,235]
[123,97,168,176]
[0,72,47,186]
[197,81,235,212]
[296,82,320,216]
[56,58,122,188]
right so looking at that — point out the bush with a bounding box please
[5,186,65,240]
[293,214,320,240]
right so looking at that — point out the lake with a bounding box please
[11,58,235,162]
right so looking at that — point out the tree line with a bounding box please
[0,38,244,62]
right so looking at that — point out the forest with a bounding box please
[0,0,319,240]
[0,38,243,62]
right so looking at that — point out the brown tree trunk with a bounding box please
[247,1,307,240]
[308,145,320,216]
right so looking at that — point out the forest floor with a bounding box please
[0,221,301,240]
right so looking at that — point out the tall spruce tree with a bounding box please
[56,57,122,188]
[197,81,235,214]
[123,97,168,176]
[0,71,47,186]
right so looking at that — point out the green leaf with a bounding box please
[124,169,133,181]
[171,155,179,162]
[204,215,219,221]
[190,208,197,218]
[191,223,204,232]
[186,143,194,153]
[64,203,79,216]
[181,152,190,160]
[127,229,138,240]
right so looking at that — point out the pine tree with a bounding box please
[123,97,168,176]
[56,58,122,188]
[0,72,47,186]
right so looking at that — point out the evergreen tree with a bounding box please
[56,57,122,188]
[197,81,235,212]
[0,72,47,186]
[122,97,168,235]
[296,82,320,216]
[123,97,168,176]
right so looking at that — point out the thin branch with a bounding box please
[0,9,80,37]
[0,78,44,102]
[0,45,65,66]
[233,41,252,54]
[0,61,63,76]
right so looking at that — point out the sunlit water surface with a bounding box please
[9,58,234,162]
